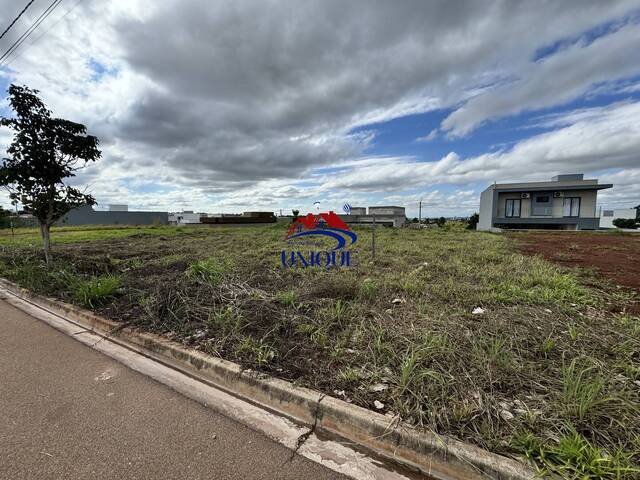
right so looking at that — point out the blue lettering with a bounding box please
[296,251,310,267]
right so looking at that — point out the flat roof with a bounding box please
[495,184,613,193]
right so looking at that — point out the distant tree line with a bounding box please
[409,214,479,230]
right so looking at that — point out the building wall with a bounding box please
[109,204,129,212]
[495,190,598,219]
[477,188,494,231]
[496,192,532,217]
[368,206,405,216]
[578,190,597,217]
[169,212,202,224]
[600,208,638,228]
[59,206,169,226]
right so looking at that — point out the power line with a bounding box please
[0,0,36,40]
[3,0,85,67]
[0,0,63,64]
[0,0,64,66]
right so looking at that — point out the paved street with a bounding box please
[0,299,346,480]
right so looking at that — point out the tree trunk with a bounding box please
[40,223,52,265]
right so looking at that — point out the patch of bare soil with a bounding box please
[511,232,640,311]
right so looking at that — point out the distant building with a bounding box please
[109,204,129,212]
[275,206,406,227]
[599,207,640,229]
[169,211,205,224]
[59,205,169,226]
[201,211,276,225]
[340,206,406,227]
[478,174,612,231]
[368,206,405,216]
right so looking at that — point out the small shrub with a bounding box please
[276,290,298,307]
[359,278,378,299]
[612,218,638,229]
[467,212,479,230]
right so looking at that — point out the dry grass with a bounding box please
[1,223,638,477]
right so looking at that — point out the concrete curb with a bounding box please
[0,278,537,480]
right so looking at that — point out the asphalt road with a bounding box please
[0,299,346,480]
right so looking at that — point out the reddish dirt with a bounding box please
[510,232,640,310]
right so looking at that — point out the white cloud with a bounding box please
[321,100,640,210]
[441,22,640,137]
[0,0,639,216]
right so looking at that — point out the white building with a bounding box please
[478,174,612,231]
[599,207,639,229]
[168,211,204,225]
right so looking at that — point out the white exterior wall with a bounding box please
[495,190,597,219]
[599,208,637,228]
[169,212,203,224]
[477,188,494,231]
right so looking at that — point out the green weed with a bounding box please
[339,367,363,383]
[276,290,298,307]
[512,427,640,479]
[208,306,243,333]
[69,275,121,308]
[359,278,378,299]
[187,256,234,286]
[236,338,276,366]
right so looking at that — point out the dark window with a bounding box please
[505,199,521,217]
[536,196,550,203]
[563,197,581,217]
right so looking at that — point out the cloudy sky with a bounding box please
[1,0,639,217]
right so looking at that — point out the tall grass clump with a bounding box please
[186,256,234,287]
[512,427,640,479]
[68,275,121,308]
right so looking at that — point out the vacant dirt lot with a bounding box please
[1,225,639,478]
[512,232,640,312]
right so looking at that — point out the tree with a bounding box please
[612,218,638,229]
[0,85,101,263]
[467,212,479,230]
[0,204,12,229]
[437,216,446,227]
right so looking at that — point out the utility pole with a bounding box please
[418,198,422,224]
